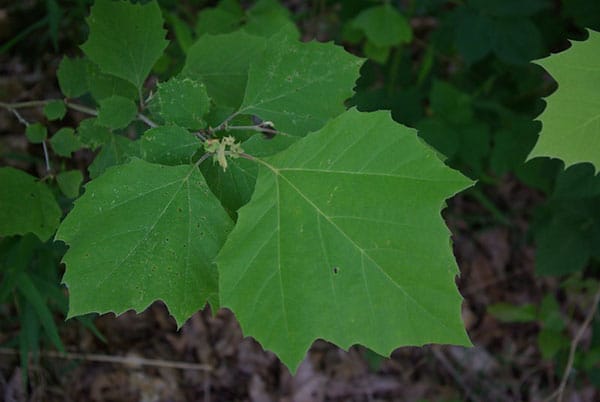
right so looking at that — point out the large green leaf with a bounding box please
[217,109,472,371]
[239,33,364,136]
[81,0,168,89]
[529,31,600,171]
[0,168,61,241]
[181,31,267,109]
[56,159,233,326]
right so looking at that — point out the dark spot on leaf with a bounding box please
[30,193,36,198]
[178,208,182,212]
[333,266,339,274]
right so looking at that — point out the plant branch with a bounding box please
[0,101,51,172]
[0,347,211,371]
[544,284,600,402]
[136,112,157,128]
[226,125,279,136]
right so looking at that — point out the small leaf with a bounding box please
[43,100,67,121]
[25,123,47,144]
[182,31,267,108]
[217,109,472,371]
[352,4,412,47]
[81,0,168,89]
[57,170,84,198]
[529,31,600,170]
[57,56,89,98]
[77,118,112,150]
[140,125,201,165]
[96,96,137,129]
[56,159,234,326]
[0,167,61,241]
[239,33,364,136]
[151,78,210,130]
[50,128,82,157]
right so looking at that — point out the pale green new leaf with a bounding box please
[81,0,168,89]
[182,31,267,108]
[0,168,61,241]
[217,109,472,371]
[56,159,233,326]
[239,33,364,136]
[529,31,600,170]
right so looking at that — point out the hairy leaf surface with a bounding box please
[239,34,363,137]
[81,0,168,89]
[57,159,233,326]
[217,109,472,371]
[182,32,266,108]
[529,31,600,170]
[151,78,210,130]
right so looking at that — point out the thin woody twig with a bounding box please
[0,347,212,372]
[544,284,600,402]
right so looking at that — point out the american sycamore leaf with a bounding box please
[217,109,472,372]
[0,168,61,241]
[56,159,233,326]
[81,0,168,89]
[182,31,267,109]
[529,31,600,170]
[239,33,364,136]
[88,134,140,179]
[151,78,210,130]
[140,125,202,166]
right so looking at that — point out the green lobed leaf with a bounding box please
[43,100,66,121]
[529,31,600,171]
[201,133,298,215]
[217,109,472,371]
[50,128,82,157]
[96,95,137,130]
[0,168,61,241]
[140,125,201,166]
[88,134,140,179]
[56,158,234,326]
[239,33,365,136]
[182,31,267,109]
[56,170,84,199]
[151,77,210,130]
[81,0,168,89]
[352,4,412,48]
[57,56,89,98]
[85,60,139,102]
[25,123,47,144]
